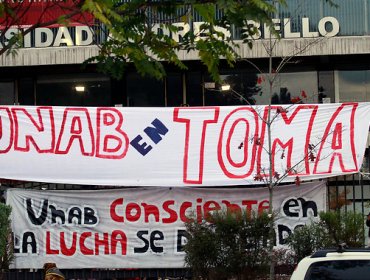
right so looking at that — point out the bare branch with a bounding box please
[273,130,336,186]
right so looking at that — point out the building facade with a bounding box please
[0,0,369,109]
[0,0,369,205]
[0,1,370,278]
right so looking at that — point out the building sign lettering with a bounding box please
[153,16,340,42]
[0,16,340,48]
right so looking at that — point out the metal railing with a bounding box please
[1,175,369,280]
[2,268,191,280]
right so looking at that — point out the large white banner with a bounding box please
[6,182,326,269]
[0,103,369,186]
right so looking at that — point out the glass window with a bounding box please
[18,78,35,105]
[205,71,318,106]
[0,81,15,105]
[205,71,261,106]
[207,0,368,37]
[36,74,111,106]
[322,0,366,36]
[166,73,183,107]
[257,72,318,105]
[305,260,370,280]
[126,73,164,107]
[337,70,370,102]
[281,0,367,36]
[318,71,335,103]
[280,0,322,33]
[186,72,203,106]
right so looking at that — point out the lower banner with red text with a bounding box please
[6,182,326,269]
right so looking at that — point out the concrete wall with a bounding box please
[1,36,370,67]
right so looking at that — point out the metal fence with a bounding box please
[2,268,191,280]
[2,266,298,280]
[1,175,370,280]
[327,174,370,215]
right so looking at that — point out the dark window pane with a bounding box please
[205,71,318,105]
[36,74,111,106]
[166,73,183,107]
[186,72,203,106]
[257,72,318,105]
[127,74,164,107]
[205,72,260,106]
[111,78,126,106]
[338,70,370,102]
[18,78,35,105]
[318,71,334,103]
[305,260,370,280]
[0,82,14,105]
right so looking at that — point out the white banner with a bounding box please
[0,103,369,186]
[6,182,326,269]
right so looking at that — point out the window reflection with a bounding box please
[0,82,15,105]
[186,72,203,106]
[126,73,164,107]
[318,71,334,103]
[338,71,370,102]
[166,73,182,107]
[306,260,370,280]
[255,72,318,105]
[37,74,111,106]
[204,72,260,106]
[205,71,318,105]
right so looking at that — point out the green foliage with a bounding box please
[184,211,272,280]
[0,203,13,270]
[84,0,285,81]
[286,222,332,262]
[319,211,365,247]
[287,211,365,262]
[0,0,88,56]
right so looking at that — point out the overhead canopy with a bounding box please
[0,1,94,27]
[0,103,369,186]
